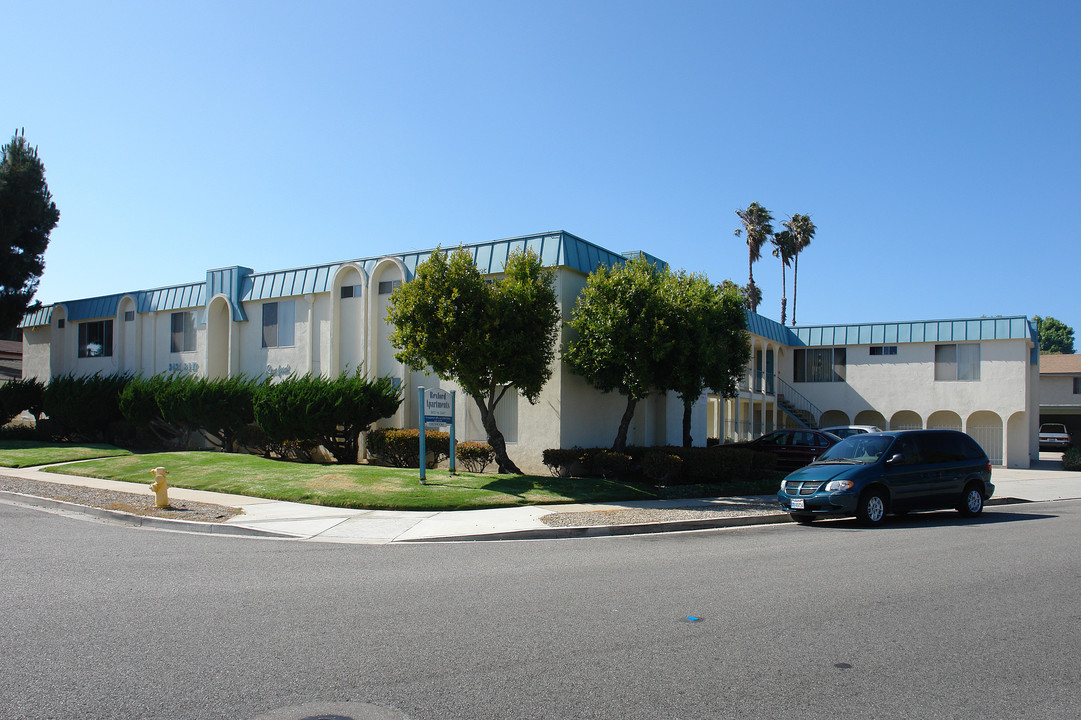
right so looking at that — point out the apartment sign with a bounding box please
[424,388,453,425]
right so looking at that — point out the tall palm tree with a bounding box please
[734,202,773,313]
[771,229,797,325]
[784,213,816,326]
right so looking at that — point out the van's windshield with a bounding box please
[814,435,894,464]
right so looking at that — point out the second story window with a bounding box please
[794,347,846,382]
[262,301,295,348]
[170,311,196,353]
[78,320,113,358]
[935,343,980,381]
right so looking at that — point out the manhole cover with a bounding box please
[249,701,413,720]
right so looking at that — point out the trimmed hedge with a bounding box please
[42,372,133,442]
[367,428,451,468]
[540,444,776,484]
[456,442,495,473]
[154,375,262,452]
[253,373,402,463]
[0,377,44,425]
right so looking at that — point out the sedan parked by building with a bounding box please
[727,429,841,470]
[819,424,882,439]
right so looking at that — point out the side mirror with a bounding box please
[886,453,904,465]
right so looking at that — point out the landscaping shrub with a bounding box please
[118,374,185,447]
[253,372,402,463]
[42,372,132,442]
[155,375,263,452]
[591,450,632,480]
[642,450,684,484]
[0,377,44,425]
[542,447,586,477]
[1063,447,1081,471]
[456,441,495,473]
[367,428,451,468]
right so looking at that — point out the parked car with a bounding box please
[728,429,841,470]
[1038,423,1072,452]
[777,429,994,526]
[820,424,883,439]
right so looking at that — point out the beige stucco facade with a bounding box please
[20,232,1041,471]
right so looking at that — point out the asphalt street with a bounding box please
[2,498,1080,719]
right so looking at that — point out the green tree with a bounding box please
[734,202,773,313]
[386,247,560,474]
[0,130,60,334]
[770,229,797,325]
[564,255,670,452]
[1033,316,1075,354]
[660,272,751,446]
[784,213,815,326]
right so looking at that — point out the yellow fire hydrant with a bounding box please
[149,467,171,508]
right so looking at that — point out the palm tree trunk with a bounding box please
[780,262,788,325]
[792,254,799,326]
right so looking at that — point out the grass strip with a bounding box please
[0,440,133,468]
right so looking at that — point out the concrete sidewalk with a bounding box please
[2,457,1080,543]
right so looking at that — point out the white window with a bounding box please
[170,311,196,353]
[262,301,295,348]
[78,320,113,358]
[935,343,980,381]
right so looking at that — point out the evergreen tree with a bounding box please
[0,129,60,333]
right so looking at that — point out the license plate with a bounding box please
[791,499,805,510]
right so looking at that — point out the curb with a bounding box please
[397,511,795,542]
[0,490,299,539]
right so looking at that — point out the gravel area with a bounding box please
[541,502,782,527]
[0,475,242,523]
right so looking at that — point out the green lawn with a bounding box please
[0,440,133,468]
[42,450,660,510]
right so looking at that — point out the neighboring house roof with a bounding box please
[1039,354,1081,375]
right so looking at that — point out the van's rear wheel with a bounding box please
[957,482,984,517]
[856,489,887,526]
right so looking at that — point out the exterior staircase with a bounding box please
[775,378,821,429]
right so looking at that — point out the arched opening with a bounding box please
[1006,411,1030,468]
[118,296,137,373]
[206,297,231,379]
[890,410,923,431]
[927,410,963,432]
[967,410,1003,465]
[854,410,887,429]
[334,265,366,376]
[819,410,850,428]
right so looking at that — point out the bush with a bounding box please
[1063,447,1081,471]
[367,428,451,468]
[456,442,495,473]
[542,447,586,477]
[642,450,684,484]
[591,450,632,480]
[253,372,402,463]
[119,374,185,447]
[42,372,133,442]
[0,377,44,425]
[155,375,263,452]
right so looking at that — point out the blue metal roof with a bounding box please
[19,305,52,328]
[137,282,206,314]
[790,316,1036,347]
[745,311,799,345]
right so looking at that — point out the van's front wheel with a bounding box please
[957,482,984,517]
[857,489,887,526]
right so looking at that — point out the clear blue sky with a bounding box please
[7,1,1080,335]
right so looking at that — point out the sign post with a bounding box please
[418,386,455,484]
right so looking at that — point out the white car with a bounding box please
[1038,423,1072,451]
[819,425,883,439]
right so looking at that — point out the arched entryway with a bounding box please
[967,410,1003,465]
[927,410,963,432]
[206,296,231,379]
[854,410,887,429]
[890,410,922,431]
[819,410,849,428]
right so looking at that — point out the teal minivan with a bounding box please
[777,429,994,526]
